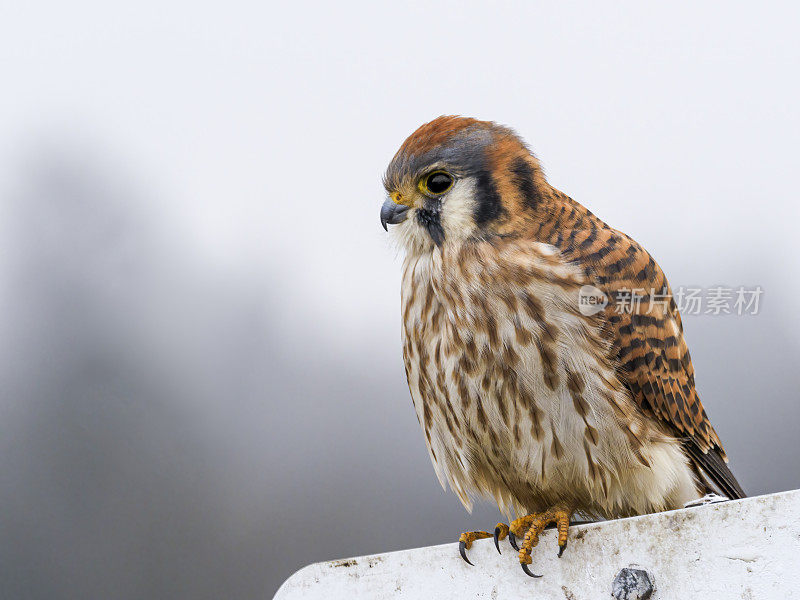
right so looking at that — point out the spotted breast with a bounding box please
[401,236,699,520]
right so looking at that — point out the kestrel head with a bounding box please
[381,116,547,252]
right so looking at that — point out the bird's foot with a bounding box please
[510,504,572,577]
[457,530,493,565]
[459,504,572,576]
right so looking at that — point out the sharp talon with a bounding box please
[558,543,567,558]
[458,541,474,566]
[508,532,519,551]
[494,527,502,554]
[521,562,542,578]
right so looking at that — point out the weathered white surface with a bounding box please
[274,489,800,599]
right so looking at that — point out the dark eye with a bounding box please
[422,171,454,195]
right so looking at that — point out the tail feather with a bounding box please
[683,441,746,500]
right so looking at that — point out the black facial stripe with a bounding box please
[509,157,540,211]
[473,170,504,226]
[416,203,445,248]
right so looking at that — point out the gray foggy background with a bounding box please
[1,2,799,598]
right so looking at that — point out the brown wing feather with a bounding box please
[532,191,745,499]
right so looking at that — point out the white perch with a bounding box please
[275,489,800,599]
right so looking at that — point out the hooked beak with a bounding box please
[380,198,410,231]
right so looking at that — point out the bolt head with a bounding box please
[612,567,654,600]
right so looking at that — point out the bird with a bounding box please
[380,116,745,577]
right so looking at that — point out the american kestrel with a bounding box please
[380,116,744,577]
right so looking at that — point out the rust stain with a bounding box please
[330,559,358,568]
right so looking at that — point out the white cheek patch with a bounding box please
[388,178,478,254]
[440,179,477,242]
[389,211,434,254]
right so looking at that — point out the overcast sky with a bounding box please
[1,2,799,598]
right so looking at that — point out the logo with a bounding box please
[578,285,608,316]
